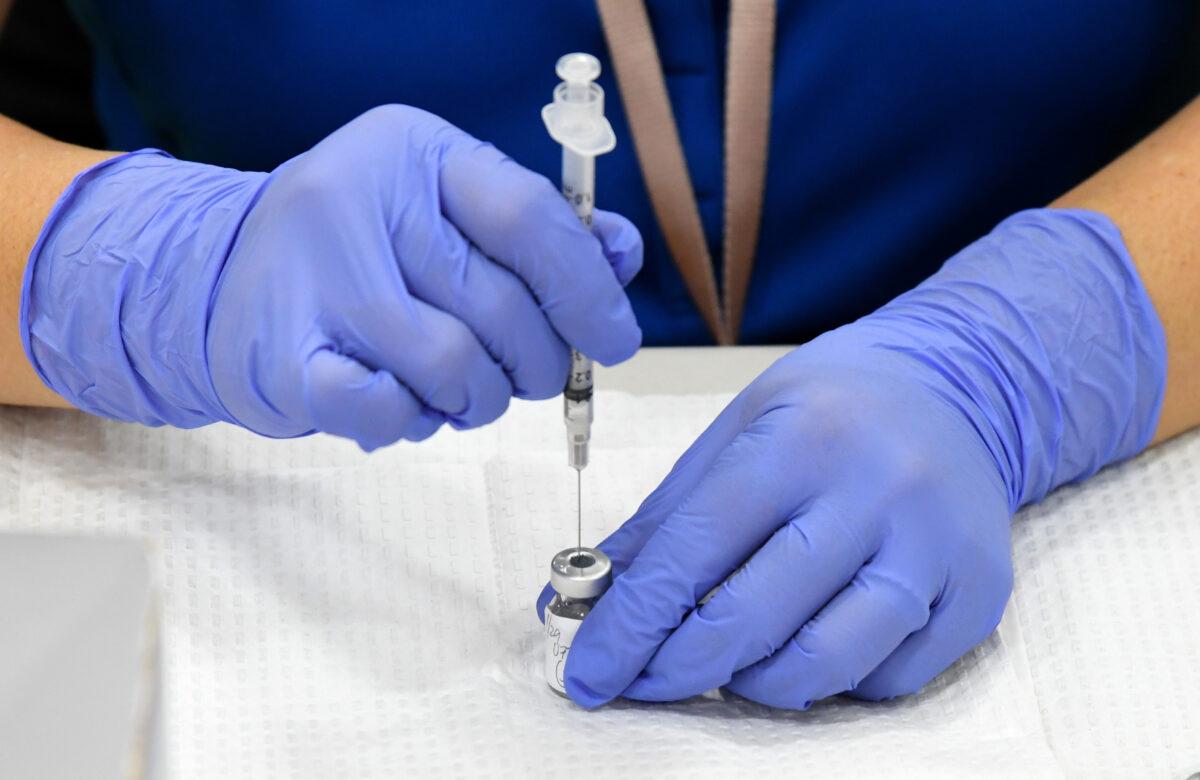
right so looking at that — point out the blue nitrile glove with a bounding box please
[538,208,1165,709]
[20,105,642,451]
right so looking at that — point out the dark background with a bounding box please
[0,0,103,146]
[2,0,1197,160]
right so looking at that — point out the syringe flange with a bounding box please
[542,53,616,159]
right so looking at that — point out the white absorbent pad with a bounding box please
[0,392,1196,779]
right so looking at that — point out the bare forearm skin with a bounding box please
[0,115,116,407]
[1054,96,1200,445]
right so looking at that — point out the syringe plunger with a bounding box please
[542,54,616,159]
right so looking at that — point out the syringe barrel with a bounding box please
[560,147,595,471]
[545,53,612,474]
[561,149,596,227]
[565,348,593,396]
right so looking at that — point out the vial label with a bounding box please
[544,607,583,694]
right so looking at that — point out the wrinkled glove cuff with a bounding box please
[20,149,269,428]
[871,207,1167,511]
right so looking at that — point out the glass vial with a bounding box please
[544,546,612,696]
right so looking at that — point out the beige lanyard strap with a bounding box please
[596,0,776,345]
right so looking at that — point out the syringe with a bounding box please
[542,53,616,549]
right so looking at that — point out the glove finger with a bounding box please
[535,583,556,625]
[399,216,570,400]
[726,549,936,710]
[351,295,513,430]
[591,209,644,287]
[535,393,752,625]
[563,412,817,708]
[621,500,875,702]
[304,348,443,450]
[436,136,641,365]
[848,567,1010,702]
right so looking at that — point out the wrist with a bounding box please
[20,150,270,427]
[864,207,1166,510]
[0,119,117,407]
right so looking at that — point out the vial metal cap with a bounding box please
[550,547,612,600]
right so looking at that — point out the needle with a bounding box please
[576,468,582,558]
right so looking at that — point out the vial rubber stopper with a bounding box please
[550,547,612,600]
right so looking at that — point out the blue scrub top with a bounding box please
[66,1,1198,346]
